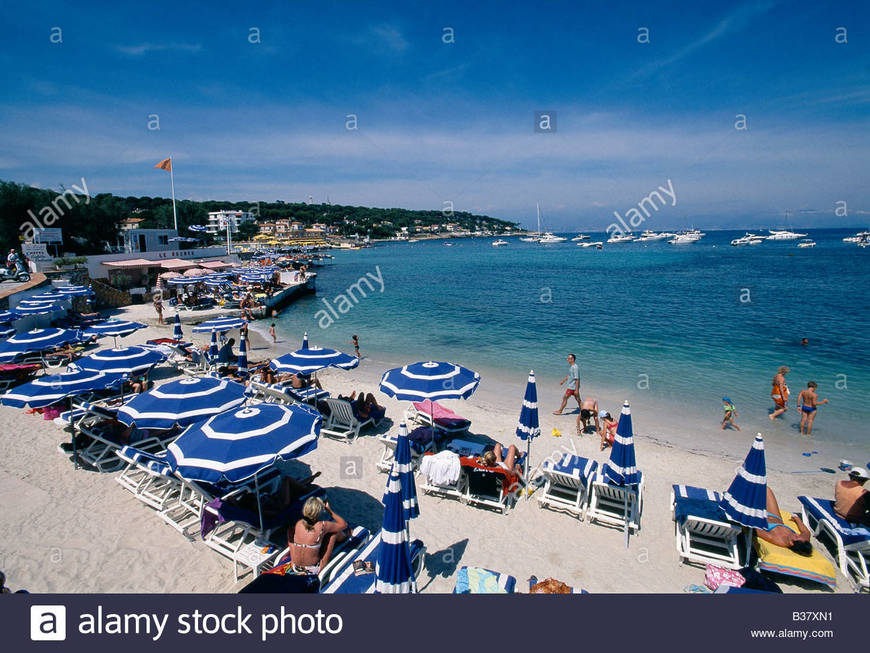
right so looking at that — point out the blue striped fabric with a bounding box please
[387,422,419,522]
[603,401,641,486]
[119,445,173,476]
[375,470,416,593]
[719,434,768,529]
[83,320,147,339]
[209,331,219,361]
[166,404,321,485]
[798,496,870,546]
[379,361,480,402]
[117,377,247,430]
[173,313,184,340]
[73,346,166,375]
[0,328,81,361]
[546,453,597,480]
[270,333,359,374]
[454,566,516,594]
[321,534,424,594]
[9,302,63,316]
[515,370,540,441]
[168,276,208,285]
[673,484,722,502]
[56,285,93,297]
[192,317,247,333]
[1,370,126,408]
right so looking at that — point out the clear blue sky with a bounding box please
[1,0,868,230]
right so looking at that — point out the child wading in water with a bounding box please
[721,396,740,431]
[348,334,360,358]
[797,381,829,435]
[269,323,277,344]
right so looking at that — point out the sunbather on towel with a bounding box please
[479,443,523,477]
[755,487,813,554]
[288,496,348,574]
[342,391,385,422]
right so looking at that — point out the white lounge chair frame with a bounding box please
[801,500,870,592]
[669,487,743,570]
[587,471,644,533]
[536,459,597,520]
[320,398,373,442]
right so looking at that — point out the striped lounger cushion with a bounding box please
[798,496,870,546]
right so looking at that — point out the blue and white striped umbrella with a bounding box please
[168,276,207,285]
[516,370,540,442]
[0,326,15,339]
[27,293,65,302]
[0,328,81,362]
[72,346,166,375]
[0,311,18,323]
[1,369,126,409]
[379,361,480,402]
[188,224,208,232]
[83,320,147,339]
[603,401,641,486]
[208,330,219,360]
[117,376,247,430]
[719,433,767,529]
[192,317,247,333]
[387,422,419,523]
[173,313,184,340]
[375,469,416,593]
[166,403,321,485]
[237,333,249,377]
[55,285,93,297]
[13,302,63,315]
[269,334,359,374]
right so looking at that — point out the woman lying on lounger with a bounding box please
[755,487,813,555]
[337,391,385,422]
[288,496,348,574]
[479,443,524,477]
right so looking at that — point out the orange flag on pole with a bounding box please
[154,157,172,171]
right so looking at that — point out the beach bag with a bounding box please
[704,564,745,590]
[43,404,62,420]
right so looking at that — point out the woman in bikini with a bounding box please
[288,497,348,574]
[598,410,618,451]
[480,443,523,477]
[755,486,812,554]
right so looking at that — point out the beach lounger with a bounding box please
[0,363,40,392]
[536,454,598,520]
[375,431,432,473]
[406,399,471,435]
[419,450,466,500]
[462,458,523,514]
[73,403,165,472]
[587,468,644,533]
[265,526,372,587]
[754,509,837,589]
[246,381,294,405]
[799,495,870,591]
[116,445,183,512]
[453,566,516,594]
[286,386,329,405]
[320,397,375,442]
[670,484,743,569]
[320,530,426,594]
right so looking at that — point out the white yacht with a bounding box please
[767,229,807,240]
[578,241,604,248]
[532,203,567,243]
[492,239,508,247]
[636,230,668,242]
[571,234,591,241]
[843,231,870,243]
[606,233,635,243]
[519,236,540,242]
[669,231,702,244]
[730,233,765,246]
[797,238,816,248]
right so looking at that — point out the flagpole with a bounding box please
[169,156,178,232]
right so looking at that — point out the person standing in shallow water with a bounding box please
[554,353,581,415]
[769,365,790,420]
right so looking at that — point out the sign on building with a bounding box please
[21,243,53,262]
[33,228,63,243]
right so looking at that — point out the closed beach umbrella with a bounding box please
[173,313,184,340]
[192,316,247,333]
[515,370,540,479]
[73,346,165,375]
[719,433,768,529]
[208,330,219,361]
[117,376,246,430]
[375,469,416,594]
[1,369,126,409]
[269,331,359,374]
[237,333,249,377]
[388,422,419,524]
[167,404,321,528]
[0,328,80,362]
[603,400,641,547]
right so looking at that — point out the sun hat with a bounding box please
[849,467,869,480]
[598,410,609,418]
[722,396,731,403]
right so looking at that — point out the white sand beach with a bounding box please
[0,305,854,594]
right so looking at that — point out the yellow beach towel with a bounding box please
[755,510,837,588]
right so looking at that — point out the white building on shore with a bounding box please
[206,210,256,235]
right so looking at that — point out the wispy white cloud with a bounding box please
[631,2,775,79]
[360,24,408,53]
[114,43,203,56]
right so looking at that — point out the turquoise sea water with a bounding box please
[274,229,869,453]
